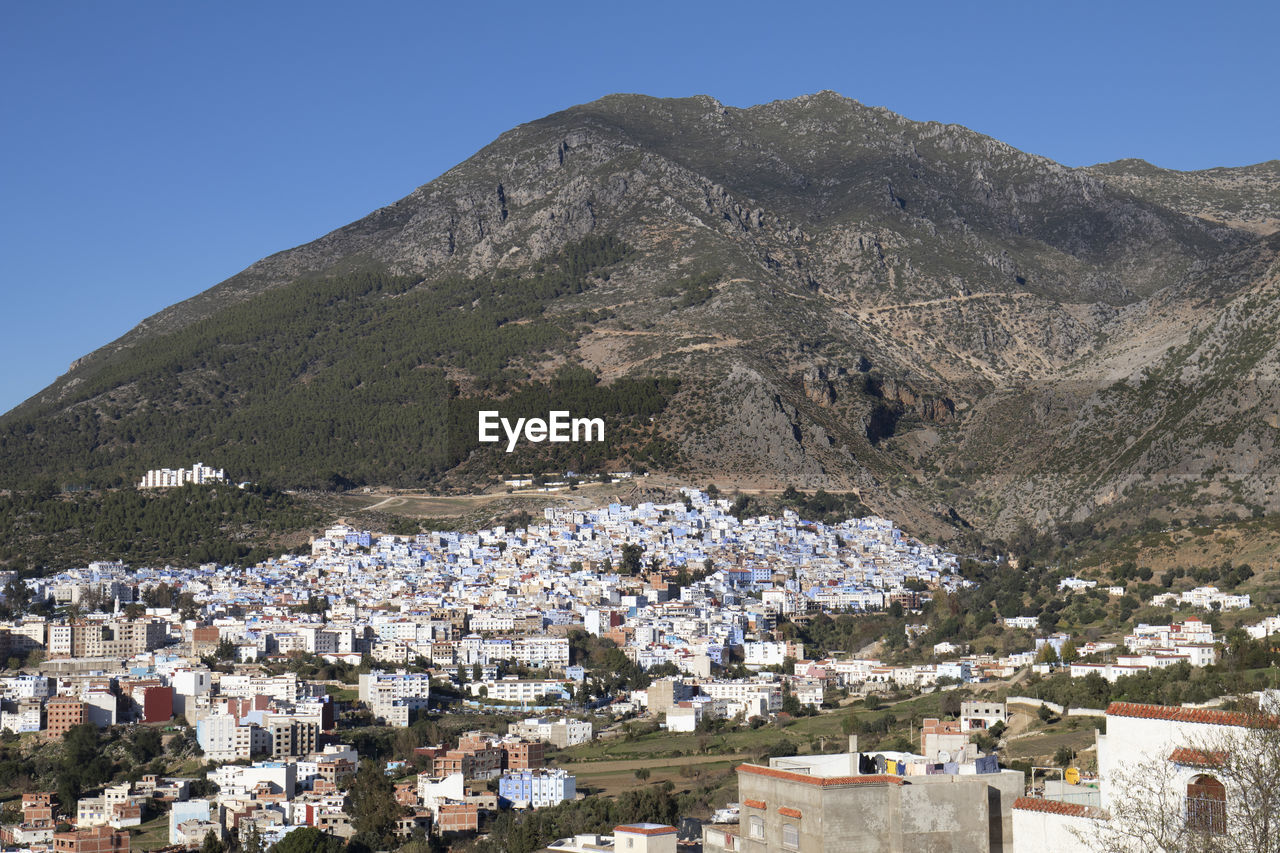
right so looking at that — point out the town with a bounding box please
[2,489,1278,853]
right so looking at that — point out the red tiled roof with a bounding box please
[737,764,906,787]
[742,799,766,810]
[1106,702,1279,728]
[777,806,803,819]
[1012,797,1107,820]
[1168,748,1228,767]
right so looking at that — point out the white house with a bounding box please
[1012,698,1280,852]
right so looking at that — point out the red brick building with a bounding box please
[191,626,221,658]
[53,826,130,853]
[435,803,478,834]
[22,793,58,823]
[433,736,505,780]
[393,782,418,807]
[46,696,88,738]
[502,739,545,771]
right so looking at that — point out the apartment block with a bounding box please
[46,696,88,737]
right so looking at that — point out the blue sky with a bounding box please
[2,1,1277,415]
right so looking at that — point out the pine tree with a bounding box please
[201,831,226,853]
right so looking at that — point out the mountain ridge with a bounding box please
[5,91,1280,541]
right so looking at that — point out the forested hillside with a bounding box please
[0,484,320,571]
[0,236,678,490]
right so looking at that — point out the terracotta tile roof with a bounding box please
[742,799,766,810]
[1168,748,1228,767]
[737,764,906,787]
[777,806,803,819]
[1106,702,1279,728]
[1012,797,1107,820]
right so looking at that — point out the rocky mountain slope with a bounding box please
[4,92,1279,540]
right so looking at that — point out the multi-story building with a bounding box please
[2,697,44,733]
[358,670,432,705]
[497,768,576,809]
[267,718,319,759]
[433,742,505,781]
[48,623,74,657]
[53,825,130,853]
[697,680,782,715]
[508,717,593,748]
[501,738,545,770]
[128,684,174,724]
[703,748,1022,853]
[45,696,88,737]
[512,637,570,670]
[960,701,1008,733]
[22,793,58,824]
[1011,699,1280,852]
[196,713,271,761]
[470,678,570,704]
[56,619,167,659]
[435,802,479,833]
[137,462,225,489]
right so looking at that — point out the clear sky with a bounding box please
[2,1,1276,415]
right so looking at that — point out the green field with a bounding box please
[560,691,960,765]
[128,814,171,851]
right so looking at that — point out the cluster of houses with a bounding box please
[697,689,1280,853]
[3,489,1280,852]
[0,718,592,853]
[0,492,971,726]
[136,462,227,490]
[1149,585,1252,610]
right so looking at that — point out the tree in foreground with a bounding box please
[201,831,226,853]
[268,827,343,853]
[346,758,407,840]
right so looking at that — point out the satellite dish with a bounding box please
[937,750,951,764]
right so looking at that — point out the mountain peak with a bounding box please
[5,92,1278,539]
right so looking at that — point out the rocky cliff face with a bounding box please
[6,92,1280,539]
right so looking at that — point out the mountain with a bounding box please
[4,92,1279,540]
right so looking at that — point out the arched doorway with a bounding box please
[1186,774,1226,834]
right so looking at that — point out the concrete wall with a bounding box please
[736,766,1018,853]
[898,776,990,852]
[985,770,1025,853]
[738,770,893,853]
[1011,808,1098,853]
[1006,697,1063,714]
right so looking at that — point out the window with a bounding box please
[782,823,799,849]
[1186,775,1226,835]
[747,816,764,839]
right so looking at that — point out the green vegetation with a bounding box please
[0,483,319,572]
[128,814,175,851]
[344,759,409,852]
[0,722,202,805]
[1029,633,1280,710]
[657,271,721,309]
[0,237,678,490]
[778,486,871,525]
[568,629,678,694]
[268,827,344,853]
[467,783,692,853]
